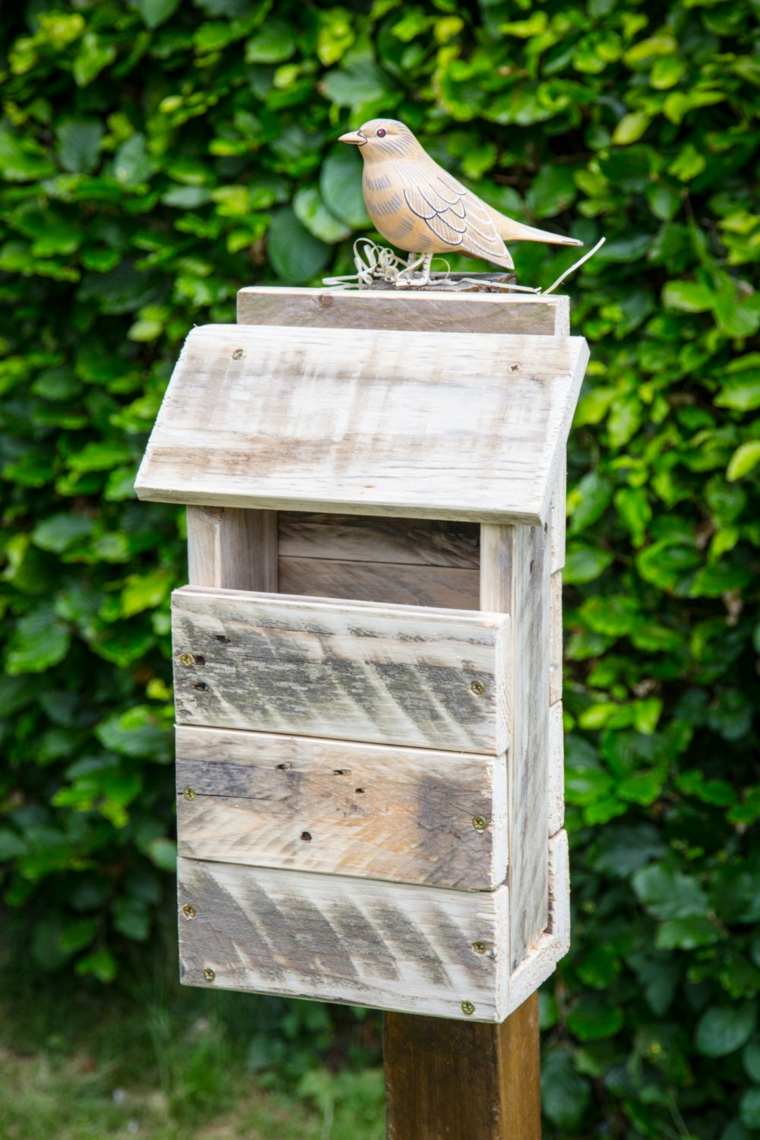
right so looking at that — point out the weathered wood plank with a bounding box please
[176,726,507,890]
[278,556,479,610]
[550,570,563,706]
[186,506,277,591]
[238,286,569,337]
[504,830,570,1017]
[135,324,589,526]
[178,858,509,1021]
[172,586,510,754]
[548,701,565,837]
[548,458,566,575]
[481,524,549,972]
[278,513,479,568]
[384,993,541,1140]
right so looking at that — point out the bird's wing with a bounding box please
[402,168,513,266]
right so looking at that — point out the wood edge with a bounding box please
[548,700,565,837]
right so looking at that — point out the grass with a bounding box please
[0,917,384,1139]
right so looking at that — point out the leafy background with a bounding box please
[1,0,759,1136]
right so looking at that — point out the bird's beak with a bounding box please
[339,130,366,147]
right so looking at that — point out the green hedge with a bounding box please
[1,1,759,1135]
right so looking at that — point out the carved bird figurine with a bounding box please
[339,118,582,283]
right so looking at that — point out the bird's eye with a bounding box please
[376,128,387,137]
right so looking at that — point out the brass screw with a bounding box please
[472,815,488,832]
[471,940,488,955]
[183,786,196,800]
[178,652,196,667]
[470,680,486,697]
[181,903,197,920]
[202,967,216,982]
[232,348,244,359]
[460,1000,476,1016]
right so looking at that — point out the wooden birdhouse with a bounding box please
[135,287,588,1024]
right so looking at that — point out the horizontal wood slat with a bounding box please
[237,287,570,337]
[278,557,479,610]
[278,514,479,568]
[135,324,589,525]
[178,858,509,1021]
[176,726,507,890]
[172,586,510,754]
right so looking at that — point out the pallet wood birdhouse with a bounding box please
[135,287,588,1023]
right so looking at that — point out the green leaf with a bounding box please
[320,147,370,229]
[113,135,154,185]
[96,706,169,759]
[727,441,760,481]
[33,513,95,553]
[741,1088,760,1130]
[662,280,714,312]
[612,112,651,145]
[633,864,709,920]
[57,118,103,173]
[568,995,624,1041]
[132,0,181,28]
[564,543,613,584]
[147,837,177,871]
[6,606,70,674]
[541,1049,590,1130]
[322,61,390,106]
[245,21,297,63]
[656,916,721,950]
[527,165,577,218]
[696,1005,757,1058]
[294,187,351,243]
[75,947,117,983]
[267,207,331,283]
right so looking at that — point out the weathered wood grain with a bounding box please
[186,506,277,591]
[384,993,541,1140]
[278,513,479,568]
[134,323,589,525]
[238,286,570,337]
[172,586,510,754]
[176,725,507,890]
[178,858,510,1021]
[548,701,565,837]
[481,523,549,972]
[278,556,479,609]
[548,458,566,575]
[550,570,563,706]
[504,829,570,1017]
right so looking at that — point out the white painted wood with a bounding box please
[176,725,507,890]
[504,830,570,1016]
[550,571,563,706]
[172,586,511,755]
[186,506,277,591]
[134,324,589,526]
[548,459,566,575]
[548,702,565,836]
[178,857,510,1022]
[480,524,550,972]
[237,286,570,337]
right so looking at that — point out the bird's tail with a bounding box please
[491,210,583,247]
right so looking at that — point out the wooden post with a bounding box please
[385,993,541,1140]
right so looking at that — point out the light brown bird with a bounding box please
[339,118,582,282]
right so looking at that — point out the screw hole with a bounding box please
[355,788,365,795]
[529,559,535,573]
[232,348,244,360]
[215,634,230,644]
[333,769,348,775]
[276,762,291,771]
[300,831,312,842]
[193,681,209,692]
[510,363,519,372]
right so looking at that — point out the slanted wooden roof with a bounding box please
[135,322,588,525]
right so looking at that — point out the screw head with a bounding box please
[472,815,488,832]
[232,348,244,359]
[470,680,486,697]
[181,903,197,920]
[202,967,216,982]
[182,786,196,800]
[460,1000,476,1016]
[471,940,488,955]
[178,652,196,667]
